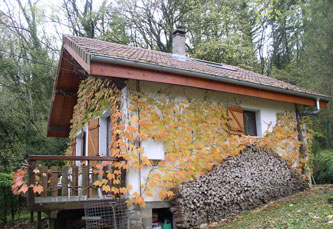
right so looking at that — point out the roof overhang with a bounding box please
[47,38,330,138]
[47,47,81,137]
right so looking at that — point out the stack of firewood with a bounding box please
[171,145,308,228]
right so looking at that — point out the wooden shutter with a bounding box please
[71,138,76,166]
[71,138,76,156]
[228,104,245,135]
[88,119,99,157]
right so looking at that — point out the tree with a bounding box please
[186,0,258,70]
[0,0,68,172]
[116,0,191,51]
[51,0,129,44]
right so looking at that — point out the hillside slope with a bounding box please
[217,185,333,229]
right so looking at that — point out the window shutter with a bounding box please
[228,104,245,135]
[71,138,76,156]
[88,119,99,157]
[71,138,76,166]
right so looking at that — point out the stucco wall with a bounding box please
[124,80,296,202]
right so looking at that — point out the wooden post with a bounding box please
[41,166,48,198]
[91,172,98,197]
[102,165,108,195]
[37,211,42,229]
[121,168,127,188]
[27,160,36,212]
[30,211,34,223]
[82,166,89,196]
[49,219,55,229]
[71,166,78,196]
[61,166,69,196]
[50,166,58,197]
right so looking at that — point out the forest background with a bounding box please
[0,0,332,203]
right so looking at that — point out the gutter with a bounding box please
[301,98,321,116]
[90,55,332,103]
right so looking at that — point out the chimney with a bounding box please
[172,28,186,61]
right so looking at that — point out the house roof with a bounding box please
[64,35,329,99]
[47,35,330,138]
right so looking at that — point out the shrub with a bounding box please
[313,150,333,184]
[0,173,25,225]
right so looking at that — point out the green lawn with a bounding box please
[217,185,333,229]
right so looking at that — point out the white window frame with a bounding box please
[99,110,111,157]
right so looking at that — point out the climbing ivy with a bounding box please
[70,77,121,138]
[11,77,313,208]
[111,91,312,206]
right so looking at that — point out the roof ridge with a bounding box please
[64,34,171,57]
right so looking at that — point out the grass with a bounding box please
[1,211,48,228]
[216,185,333,229]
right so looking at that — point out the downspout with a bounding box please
[295,98,321,186]
[136,80,142,197]
[301,98,321,116]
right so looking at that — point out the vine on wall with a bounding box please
[112,92,312,206]
[11,77,313,208]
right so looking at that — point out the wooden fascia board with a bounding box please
[63,43,90,73]
[47,47,66,136]
[90,61,327,108]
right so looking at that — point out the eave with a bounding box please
[47,39,330,138]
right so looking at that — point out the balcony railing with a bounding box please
[27,155,125,211]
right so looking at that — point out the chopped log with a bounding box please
[172,145,309,228]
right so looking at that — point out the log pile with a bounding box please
[171,145,309,228]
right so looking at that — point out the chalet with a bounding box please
[26,30,330,228]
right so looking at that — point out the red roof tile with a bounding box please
[64,35,328,99]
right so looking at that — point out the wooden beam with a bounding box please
[48,126,70,132]
[47,131,69,138]
[90,62,328,108]
[55,89,77,98]
[28,155,120,161]
[35,200,86,211]
[64,44,90,73]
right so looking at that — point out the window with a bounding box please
[228,104,258,136]
[98,112,110,157]
[243,111,257,136]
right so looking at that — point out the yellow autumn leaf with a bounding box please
[119,187,128,194]
[127,185,133,190]
[126,199,133,206]
[130,115,138,123]
[107,173,115,180]
[141,156,151,166]
[93,180,102,187]
[102,185,111,193]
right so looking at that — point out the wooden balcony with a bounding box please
[27,155,126,212]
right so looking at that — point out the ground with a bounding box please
[214,184,333,229]
[1,185,332,228]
